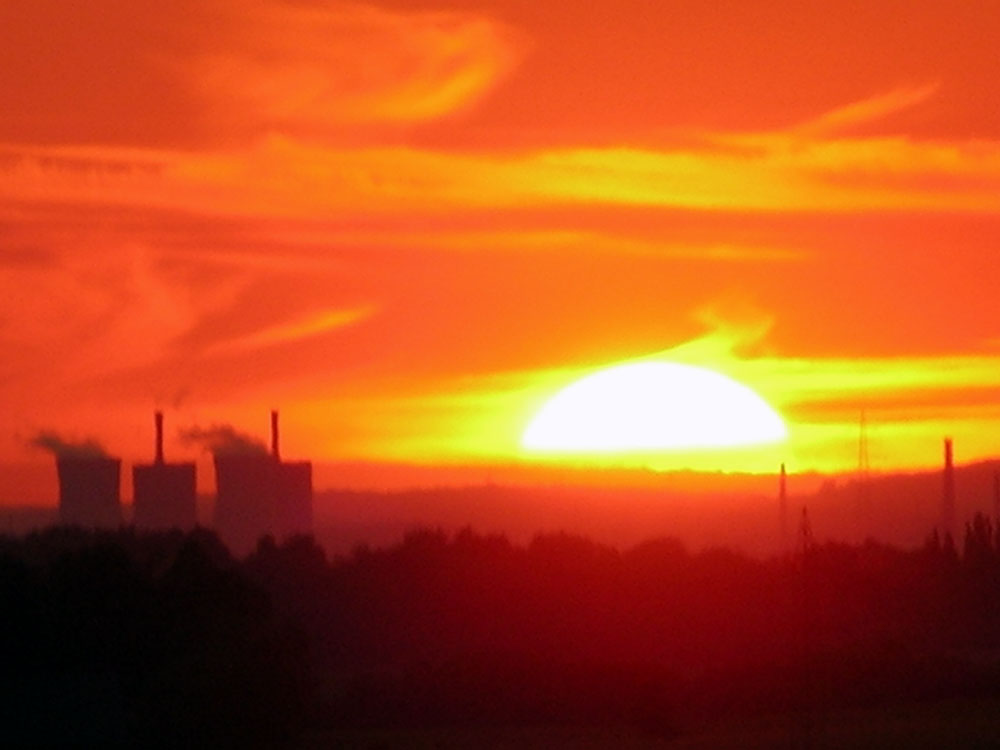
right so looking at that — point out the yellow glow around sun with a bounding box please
[522,361,787,452]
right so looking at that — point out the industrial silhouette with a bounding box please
[270,409,314,539]
[212,411,313,554]
[942,436,957,541]
[132,412,197,530]
[856,409,872,536]
[56,455,122,527]
[213,451,278,553]
[32,411,312,551]
[26,422,977,561]
[28,432,121,527]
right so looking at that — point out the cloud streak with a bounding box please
[794,81,943,137]
[206,305,375,356]
[0,0,524,145]
[5,85,1000,222]
[195,1,525,130]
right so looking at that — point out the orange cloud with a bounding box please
[206,305,375,355]
[195,1,525,130]
[0,0,524,149]
[282,323,1000,472]
[647,316,1000,472]
[794,82,943,137]
[6,84,1000,221]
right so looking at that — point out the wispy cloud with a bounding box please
[195,1,525,129]
[0,242,198,383]
[6,94,1000,221]
[794,81,942,137]
[0,0,524,145]
[206,305,375,356]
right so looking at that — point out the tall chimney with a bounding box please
[155,411,164,465]
[942,437,956,539]
[270,410,280,460]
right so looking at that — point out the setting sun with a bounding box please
[522,361,787,453]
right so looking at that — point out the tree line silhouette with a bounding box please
[2,512,1000,745]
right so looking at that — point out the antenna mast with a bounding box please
[856,409,871,538]
[993,470,1000,527]
[779,463,788,555]
[942,437,956,541]
[798,505,815,559]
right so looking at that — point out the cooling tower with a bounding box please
[210,411,314,554]
[275,460,313,539]
[133,412,197,530]
[57,457,122,528]
[213,454,277,555]
[271,410,313,539]
[133,464,197,529]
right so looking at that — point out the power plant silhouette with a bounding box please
[56,455,122,528]
[213,411,313,553]
[47,411,312,554]
[133,412,197,531]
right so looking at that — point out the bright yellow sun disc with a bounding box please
[522,362,787,452]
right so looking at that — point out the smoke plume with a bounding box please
[29,431,109,459]
[179,424,268,456]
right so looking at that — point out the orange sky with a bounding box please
[2,0,1000,493]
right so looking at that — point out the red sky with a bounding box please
[2,0,1000,494]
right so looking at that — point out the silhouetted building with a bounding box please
[57,457,121,528]
[270,409,313,538]
[133,412,197,530]
[212,411,313,553]
[214,453,277,554]
[276,461,313,538]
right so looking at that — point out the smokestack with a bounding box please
[942,437,956,540]
[271,410,279,460]
[154,411,164,464]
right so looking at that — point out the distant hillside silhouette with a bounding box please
[312,459,1000,556]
